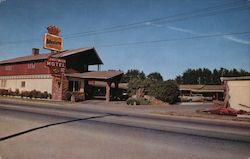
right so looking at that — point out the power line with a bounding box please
[64,6,249,39]
[64,0,249,38]
[94,31,250,48]
[0,0,249,45]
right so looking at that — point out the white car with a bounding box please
[179,94,205,102]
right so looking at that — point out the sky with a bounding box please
[0,0,249,79]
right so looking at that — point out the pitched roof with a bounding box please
[66,71,123,80]
[0,53,51,65]
[0,47,103,65]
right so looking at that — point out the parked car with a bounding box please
[179,94,205,102]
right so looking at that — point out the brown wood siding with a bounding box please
[0,61,50,76]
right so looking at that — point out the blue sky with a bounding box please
[0,0,249,79]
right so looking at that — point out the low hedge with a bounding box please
[0,88,51,99]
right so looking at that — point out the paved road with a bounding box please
[0,104,250,159]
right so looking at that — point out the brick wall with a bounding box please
[51,76,68,100]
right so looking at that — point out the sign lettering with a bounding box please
[43,33,63,51]
[46,57,66,77]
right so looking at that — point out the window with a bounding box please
[68,80,80,92]
[1,80,7,88]
[21,81,25,88]
[28,63,36,69]
[5,65,12,71]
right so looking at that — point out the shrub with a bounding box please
[1,89,50,99]
[48,93,52,99]
[126,97,150,105]
[0,89,8,96]
[20,91,30,98]
[65,91,73,101]
[67,92,85,102]
[71,92,85,102]
[148,80,179,104]
[127,98,139,105]
[29,90,38,98]
[128,77,179,104]
[42,91,49,99]
[127,78,151,96]
[137,97,150,105]
[14,89,20,96]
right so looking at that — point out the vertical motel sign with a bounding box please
[44,26,65,77]
[46,57,66,77]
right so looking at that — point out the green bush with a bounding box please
[19,90,50,99]
[137,97,150,105]
[127,78,151,96]
[148,80,179,104]
[127,98,139,105]
[127,98,150,105]
[128,77,179,104]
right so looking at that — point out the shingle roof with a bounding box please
[0,53,51,65]
[0,47,103,65]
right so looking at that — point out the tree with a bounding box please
[175,67,249,85]
[121,69,145,83]
[147,72,163,82]
[212,69,221,84]
[175,75,183,84]
[127,78,150,96]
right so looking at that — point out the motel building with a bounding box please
[0,26,123,102]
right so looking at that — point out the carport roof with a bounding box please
[66,71,123,81]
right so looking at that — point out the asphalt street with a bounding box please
[0,104,250,159]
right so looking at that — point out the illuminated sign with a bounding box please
[43,33,63,51]
[46,57,66,77]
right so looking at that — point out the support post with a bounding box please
[80,79,85,93]
[106,81,111,102]
[114,81,119,100]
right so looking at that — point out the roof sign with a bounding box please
[43,26,63,51]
